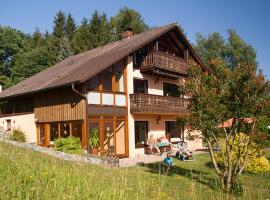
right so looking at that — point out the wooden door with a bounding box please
[37,123,50,147]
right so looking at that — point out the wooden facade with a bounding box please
[34,86,85,123]
[130,93,189,115]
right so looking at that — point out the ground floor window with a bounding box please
[135,121,148,148]
[89,116,127,157]
[165,121,184,141]
[6,119,11,131]
[37,120,83,147]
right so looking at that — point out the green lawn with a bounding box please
[0,142,269,200]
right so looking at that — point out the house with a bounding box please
[0,23,206,158]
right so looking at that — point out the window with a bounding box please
[101,67,113,91]
[15,100,24,113]
[165,121,184,141]
[50,122,58,142]
[60,122,70,138]
[135,121,148,148]
[24,98,34,112]
[6,119,11,131]
[163,82,181,97]
[0,97,33,116]
[88,75,100,90]
[134,79,148,93]
[115,62,125,92]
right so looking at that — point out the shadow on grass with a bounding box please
[140,162,221,190]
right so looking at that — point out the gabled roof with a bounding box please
[0,23,206,99]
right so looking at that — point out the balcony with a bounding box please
[130,93,189,115]
[135,51,188,79]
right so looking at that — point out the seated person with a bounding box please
[158,135,175,148]
[163,153,175,167]
[147,134,160,155]
[176,142,193,160]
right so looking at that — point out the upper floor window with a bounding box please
[115,61,125,92]
[101,68,113,91]
[0,97,34,116]
[88,75,99,90]
[163,82,181,97]
[134,79,148,93]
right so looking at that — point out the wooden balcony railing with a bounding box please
[130,93,189,115]
[135,51,188,78]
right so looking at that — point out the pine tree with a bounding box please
[33,28,43,47]
[57,36,73,62]
[53,10,66,39]
[89,11,113,48]
[72,17,92,53]
[65,13,76,41]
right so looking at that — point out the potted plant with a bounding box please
[89,128,99,155]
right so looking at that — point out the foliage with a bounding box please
[111,6,148,36]
[0,7,149,88]
[53,10,66,39]
[215,133,270,174]
[54,136,84,155]
[9,128,26,142]
[65,13,76,41]
[56,36,73,62]
[11,46,55,84]
[1,142,270,200]
[89,128,99,149]
[186,30,270,194]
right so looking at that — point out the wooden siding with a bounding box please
[34,86,85,123]
[130,93,189,115]
[135,50,188,79]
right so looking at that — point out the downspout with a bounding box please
[71,83,86,99]
[71,83,88,151]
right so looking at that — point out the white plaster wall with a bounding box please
[0,113,36,143]
[127,57,202,157]
[127,56,136,157]
[133,69,181,95]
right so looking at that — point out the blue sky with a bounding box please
[1,0,269,78]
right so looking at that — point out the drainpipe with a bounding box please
[71,83,86,99]
[71,83,88,152]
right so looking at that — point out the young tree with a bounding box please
[53,10,66,39]
[33,28,43,47]
[65,13,76,41]
[57,36,73,62]
[186,31,270,196]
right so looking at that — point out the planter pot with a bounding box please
[90,148,99,155]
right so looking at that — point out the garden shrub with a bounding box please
[54,136,84,155]
[215,133,270,174]
[9,128,26,142]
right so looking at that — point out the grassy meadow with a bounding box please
[0,142,269,200]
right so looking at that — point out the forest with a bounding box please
[0,7,148,88]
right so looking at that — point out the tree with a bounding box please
[33,28,43,47]
[57,36,73,62]
[53,10,66,39]
[65,13,76,41]
[0,26,28,87]
[11,46,55,84]
[111,7,148,36]
[89,11,113,48]
[72,17,92,54]
[186,31,270,196]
